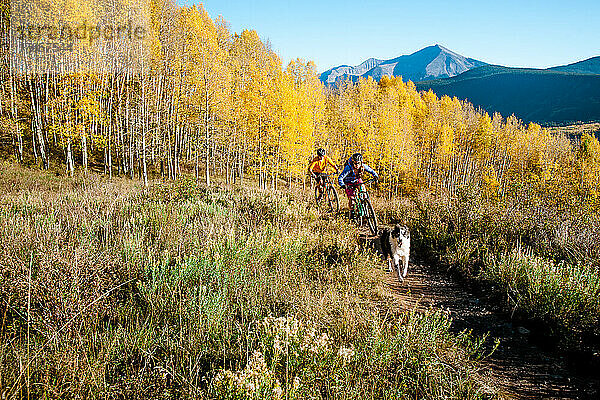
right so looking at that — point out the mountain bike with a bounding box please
[314,173,340,214]
[349,178,378,235]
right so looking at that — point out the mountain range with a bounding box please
[321,47,600,124]
[320,45,487,85]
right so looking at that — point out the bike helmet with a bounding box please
[351,153,363,165]
[316,148,326,157]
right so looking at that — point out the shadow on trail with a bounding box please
[357,229,600,399]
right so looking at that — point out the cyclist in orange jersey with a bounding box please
[308,148,339,200]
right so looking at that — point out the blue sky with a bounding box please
[178,0,599,73]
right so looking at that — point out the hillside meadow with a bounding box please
[3,136,600,397]
[0,163,497,399]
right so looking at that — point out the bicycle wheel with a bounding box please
[364,198,378,235]
[327,184,340,214]
[353,198,364,227]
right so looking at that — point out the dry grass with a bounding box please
[0,163,495,399]
[375,182,600,348]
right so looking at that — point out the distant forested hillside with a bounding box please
[549,56,600,75]
[416,65,600,124]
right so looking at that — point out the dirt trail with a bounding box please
[361,233,600,400]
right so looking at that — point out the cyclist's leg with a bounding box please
[345,185,356,217]
[316,174,326,199]
[319,174,327,188]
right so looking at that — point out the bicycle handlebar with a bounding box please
[311,172,338,179]
[362,177,377,184]
[346,177,377,186]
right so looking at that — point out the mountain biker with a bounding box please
[308,148,339,200]
[338,153,379,217]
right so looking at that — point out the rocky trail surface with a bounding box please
[361,233,600,399]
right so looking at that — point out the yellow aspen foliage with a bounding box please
[438,124,455,157]
[8,0,598,203]
[577,133,600,194]
[578,133,600,164]
[481,164,500,199]
[473,113,493,159]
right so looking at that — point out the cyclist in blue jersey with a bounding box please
[338,153,378,217]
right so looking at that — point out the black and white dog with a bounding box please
[380,225,411,281]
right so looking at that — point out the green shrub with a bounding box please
[485,250,600,341]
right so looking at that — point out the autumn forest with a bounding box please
[3,0,599,197]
